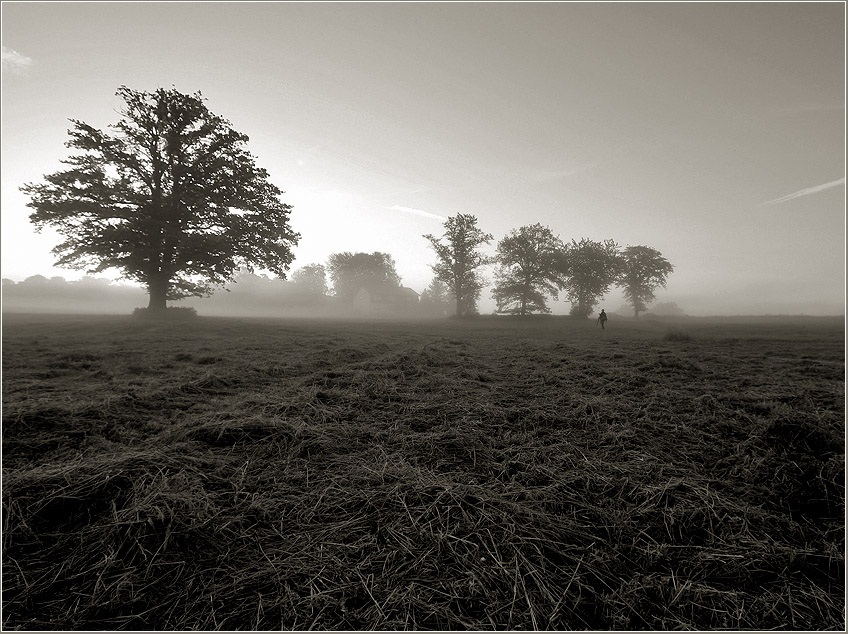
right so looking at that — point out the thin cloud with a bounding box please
[386,205,446,221]
[531,161,600,183]
[2,46,33,74]
[761,178,845,206]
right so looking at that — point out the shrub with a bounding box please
[662,328,694,342]
[132,306,198,321]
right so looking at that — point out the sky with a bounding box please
[1,1,845,316]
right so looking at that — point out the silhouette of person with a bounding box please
[597,309,608,330]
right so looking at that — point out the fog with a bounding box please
[0,274,443,321]
[2,274,843,320]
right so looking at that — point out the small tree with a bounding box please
[618,245,674,318]
[326,252,401,302]
[21,86,299,314]
[559,238,621,318]
[423,214,492,317]
[492,223,565,315]
[419,278,452,316]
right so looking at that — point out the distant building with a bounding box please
[352,283,419,314]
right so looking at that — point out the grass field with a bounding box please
[2,312,844,630]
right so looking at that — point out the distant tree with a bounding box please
[230,268,273,291]
[419,278,452,315]
[73,275,114,287]
[21,85,299,314]
[423,213,493,317]
[618,245,674,318]
[291,263,328,297]
[22,275,49,285]
[65,276,120,303]
[492,223,565,315]
[559,238,621,318]
[326,252,401,302]
[612,303,634,317]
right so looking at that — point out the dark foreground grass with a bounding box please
[2,313,844,630]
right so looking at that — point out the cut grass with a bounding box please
[2,313,844,629]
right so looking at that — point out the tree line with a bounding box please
[20,85,673,319]
[424,215,673,318]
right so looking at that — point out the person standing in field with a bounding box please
[597,309,608,330]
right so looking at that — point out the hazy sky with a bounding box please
[2,1,845,315]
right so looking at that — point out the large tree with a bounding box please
[424,214,493,317]
[21,86,299,313]
[618,245,674,318]
[326,251,401,302]
[492,223,566,315]
[559,238,621,318]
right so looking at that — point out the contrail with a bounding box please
[761,177,845,206]
[386,205,446,221]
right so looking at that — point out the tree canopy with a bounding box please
[291,263,329,298]
[326,251,401,303]
[618,245,675,317]
[423,214,493,317]
[21,85,299,313]
[492,223,566,315]
[559,238,621,318]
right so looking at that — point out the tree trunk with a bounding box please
[147,276,168,313]
[455,291,463,317]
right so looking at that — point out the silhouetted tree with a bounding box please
[424,214,492,317]
[326,252,401,303]
[492,223,565,315]
[21,86,299,314]
[618,245,674,318]
[559,238,621,318]
[291,263,328,297]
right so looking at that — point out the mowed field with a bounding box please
[2,312,844,630]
